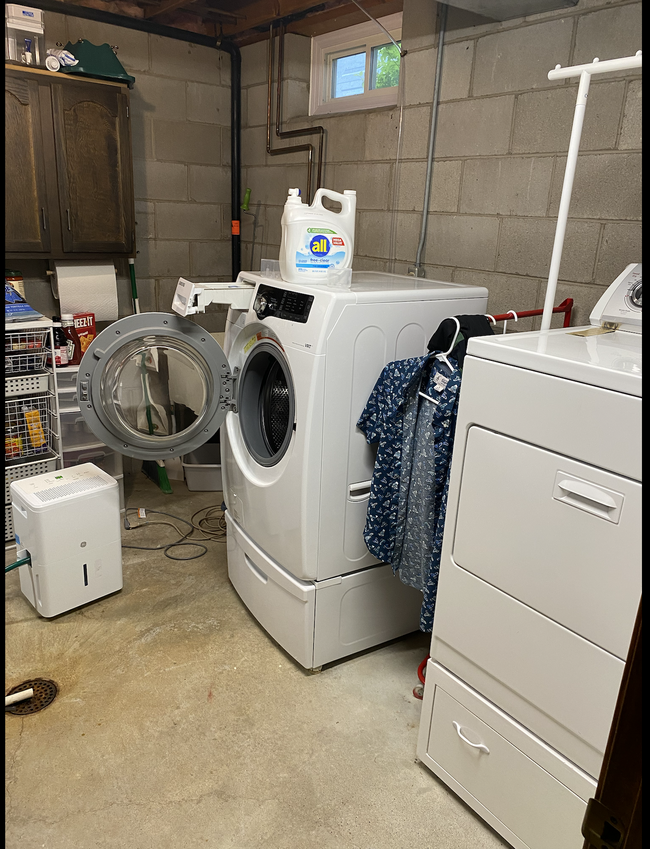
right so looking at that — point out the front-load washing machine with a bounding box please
[74,269,488,670]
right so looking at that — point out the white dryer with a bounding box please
[416,264,642,849]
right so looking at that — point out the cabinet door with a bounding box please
[5,73,51,252]
[51,79,134,254]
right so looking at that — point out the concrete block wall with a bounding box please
[9,12,231,332]
[239,0,642,329]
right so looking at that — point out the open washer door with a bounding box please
[75,312,233,460]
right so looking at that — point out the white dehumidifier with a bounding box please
[10,463,123,618]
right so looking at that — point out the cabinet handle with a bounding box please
[66,209,71,231]
[452,721,490,754]
[41,208,47,231]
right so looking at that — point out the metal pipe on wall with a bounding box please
[21,0,242,279]
[413,1,448,275]
[267,22,324,204]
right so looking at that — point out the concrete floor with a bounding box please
[5,472,511,849]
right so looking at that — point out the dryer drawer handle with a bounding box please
[349,480,372,502]
[452,721,490,754]
[557,479,617,510]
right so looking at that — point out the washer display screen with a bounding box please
[253,285,314,323]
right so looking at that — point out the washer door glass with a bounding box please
[76,312,232,460]
[238,341,295,466]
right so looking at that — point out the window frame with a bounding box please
[309,13,403,116]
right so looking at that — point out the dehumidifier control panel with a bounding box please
[253,284,314,323]
[11,463,116,507]
[590,263,642,333]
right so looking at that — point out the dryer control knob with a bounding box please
[254,294,268,314]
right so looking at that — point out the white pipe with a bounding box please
[540,51,642,331]
[540,69,591,331]
[5,688,34,706]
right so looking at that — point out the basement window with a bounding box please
[309,13,402,116]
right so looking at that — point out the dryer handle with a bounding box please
[557,479,617,510]
[349,480,372,502]
[553,474,623,523]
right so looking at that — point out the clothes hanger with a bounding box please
[420,317,460,405]
[502,309,518,334]
[485,314,497,326]
[435,316,460,371]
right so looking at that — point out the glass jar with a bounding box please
[5,268,25,298]
[60,314,83,365]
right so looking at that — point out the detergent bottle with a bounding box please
[279,187,356,284]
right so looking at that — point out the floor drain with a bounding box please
[5,679,58,715]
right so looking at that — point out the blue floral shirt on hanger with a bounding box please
[357,353,462,632]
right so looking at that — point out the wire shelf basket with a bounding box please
[5,350,48,374]
[5,328,48,352]
[5,504,14,542]
[5,372,50,398]
[5,394,54,462]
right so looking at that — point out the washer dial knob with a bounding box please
[627,280,642,309]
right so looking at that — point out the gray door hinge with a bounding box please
[219,370,237,413]
[126,105,129,118]
[581,798,625,848]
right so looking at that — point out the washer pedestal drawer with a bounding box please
[225,511,421,671]
[416,662,596,849]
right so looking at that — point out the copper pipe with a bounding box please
[267,22,324,203]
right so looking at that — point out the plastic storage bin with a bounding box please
[55,364,80,391]
[61,408,103,450]
[57,387,80,412]
[182,443,222,491]
[63,444,123,478]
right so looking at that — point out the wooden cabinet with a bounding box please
[5,66,135,259]
[4,73,51,253]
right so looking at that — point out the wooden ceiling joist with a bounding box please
[144,0,193,19]
[45,0,404,46]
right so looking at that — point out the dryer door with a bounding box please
[75,312,233,460]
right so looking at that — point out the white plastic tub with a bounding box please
[182,443,222,491]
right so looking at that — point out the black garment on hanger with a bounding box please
[427,314,494,368]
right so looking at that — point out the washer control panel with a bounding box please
[590,263,642,333]
[253,284,314,323]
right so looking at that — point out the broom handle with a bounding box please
[129,258,140,314]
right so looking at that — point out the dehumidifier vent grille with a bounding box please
[34,476,109,502]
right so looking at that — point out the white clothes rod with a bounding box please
[548,52,642,81]
[540,51,642,332]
